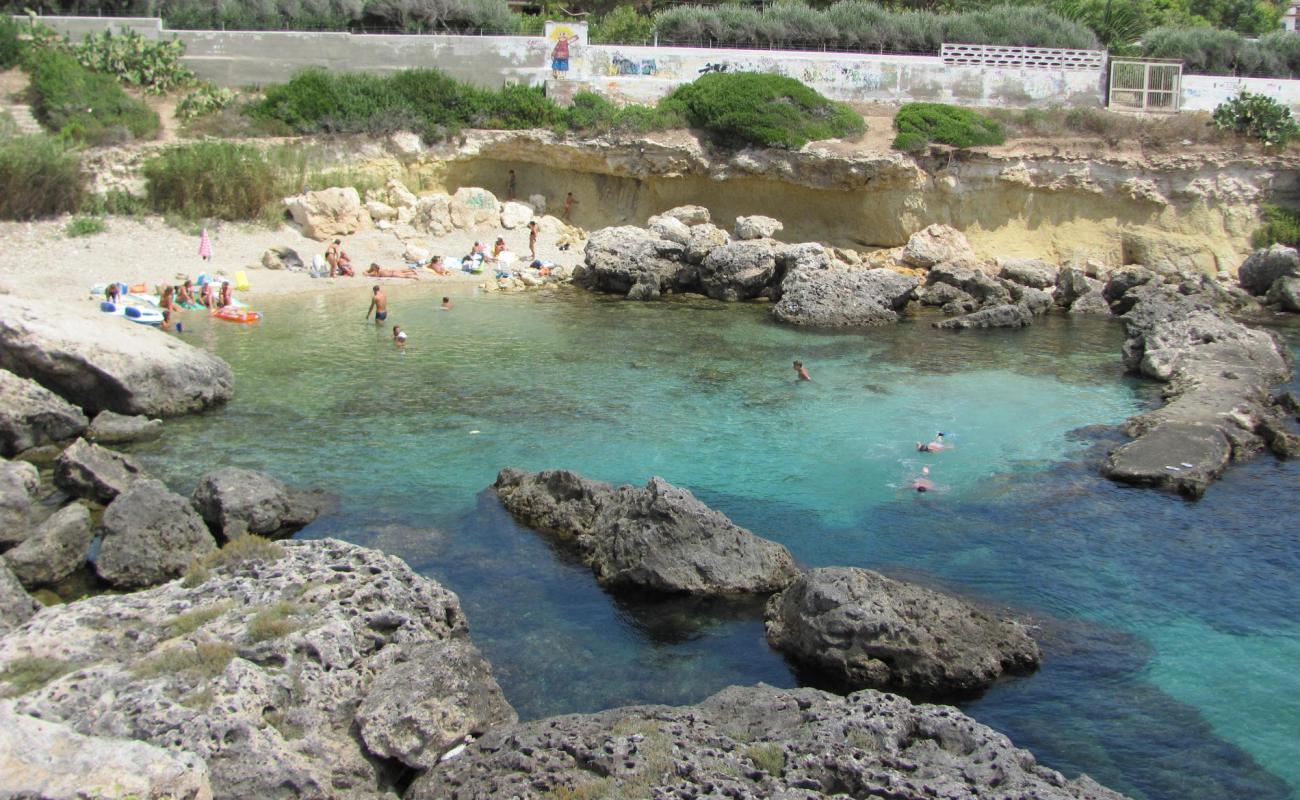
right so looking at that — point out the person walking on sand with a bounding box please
[794,360,811,381]
[528,221,539,260]
[507,169,518,201]
[366,285,388,324]
[563,192,578,222]
[198,228,213,263]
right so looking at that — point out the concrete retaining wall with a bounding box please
[1182,74,1300,115]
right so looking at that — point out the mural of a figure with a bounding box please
[552,32,572,79]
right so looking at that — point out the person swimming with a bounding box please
[917,432,946,452]
[912,466,935,493]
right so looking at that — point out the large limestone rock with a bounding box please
[934,303,1033,330]
[1069,290,1112,315]
[0,701,213,800]
[684,222,731,264]
[0,560,40,633]
[191,467,324,541]
[86,409,163,444]
[3,503,93,589]
[1267,274,1300,312]
[54,437,148,504]
[0,368,89,457]
[385,177,418,209]
[999,258,1059,289]
[261,246,305,272]
[96,479,216,588]
[493,468,799,595]
[734,214,783,240]
[697,240,778,301]
[0,539,514,800]
[413,193,454,235]
[449,187,501,230]
[0,296,234,417]
[901,223,977,268]
[1102,284,1293,496]
[409,684,1126,800]
[579,226,690,300]
[284,187,371,241]
[1057,266,1104,307]
[765,567,1040,698]
[659,204,710,226]
[927,263,1011,307]
[499,200,534,230]
[647,213,691,245]
[0,457,39,547]
[774,261,918,327]
[1237,243,1300,296]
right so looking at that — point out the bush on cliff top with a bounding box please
[1253,205,1300,249]
[892,103,1005,152]
[660,72,865,149]
[25,49,161,145]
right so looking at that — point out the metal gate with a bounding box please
[1109,60,1182,112]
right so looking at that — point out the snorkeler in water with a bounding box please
[917,432,946,452]
[911,466,935,493]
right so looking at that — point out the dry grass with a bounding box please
[745,743,786,775]
[247,601,307,642]
[183,535,286,587]
[987,106,1236,150]
[0,656,75,697]
[168,601,233,636]
[132,640,236,681]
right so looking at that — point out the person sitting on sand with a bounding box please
[912,466,935,493]
[917,432,946,452]
[105,283,121,303]
[219,281,233,308]
[199,281,216,308]
[176,279,196,306]
[489,237,507,263]
[429,256,450,276]
[472,241,486,256]
[366,263,421,279]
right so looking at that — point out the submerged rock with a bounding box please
[0,296,234,417]
[0,538,514,800]
[53,437,148,505]
[493,468,800,595]
[191,467,324,541]
[934,303,1032,330]
[408,684,1126,800]
[765,567,1040,698]
[86,410,163,444]
[0,701,213,800]
[96,478,216,588]
[0,368,89,457]
[1102,284,1292,496]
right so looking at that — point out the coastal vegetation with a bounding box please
[0,134,85,219]
[1211,89,1300,145]
[24,48,161,145]
[892,103,1005,151]
[63,215,105,237]
[1253,204,1300,247]
[143,141,284,222]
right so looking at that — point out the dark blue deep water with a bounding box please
[139,287,1300,800]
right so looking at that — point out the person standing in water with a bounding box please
[794,360,811,381]
[366,285,388,324]
[392,325,407,348]
[441,296,452,310]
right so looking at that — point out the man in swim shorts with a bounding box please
[794,360,811,381]
[366,285,388,324]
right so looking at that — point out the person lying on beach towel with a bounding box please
[366,263,421,279]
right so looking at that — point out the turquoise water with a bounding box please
[139,286,1300,800]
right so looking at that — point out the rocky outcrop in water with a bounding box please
[1237,244,1300,297]
[191,467,324,541]
[0,368,88,457]
[53,437,149,504]
[493,468,800,595]
[579,225,691,300]
[0,538,515,800]
[934,302,1034,330]
[0,701,214,800]
[1102,282,1293,496]
[764,567,1040,699]
[774,259,918,327]
[408,683,1127,800]
[2,503,93,589]
[87,409,163,444]
[0,295,234,417]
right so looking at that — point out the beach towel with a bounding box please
[198,229,213,260]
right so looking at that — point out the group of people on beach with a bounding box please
[105,277,234,331]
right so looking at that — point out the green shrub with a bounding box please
[26,49,161,145]
[892,103,1005,151]
[64,216,105,237]
[1253,204,1300,248]
[1212,90,1300,145]
[661,72,865,149]
[0,135,86,220]
[591,5,654,44]
[0,15,22,69]
[176,82,236,121]
[144,141,282,221]
[73,28,194,95]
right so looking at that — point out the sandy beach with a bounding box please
[0,215,587,306]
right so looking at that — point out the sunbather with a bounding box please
[366,263,421,279]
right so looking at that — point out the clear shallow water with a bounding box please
[140,287,1300,800]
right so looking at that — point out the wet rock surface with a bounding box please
[408,684,1126,800]
[0,538,514,800]
[53,437,148,504]
[2,503,93,589]
[191,467,324,541]
[0,368,88,457]
[934,303,1033,330]
[765,567,1040,699]
[493,468,800,595]
[774,262,918,327]
[86,409,163,444]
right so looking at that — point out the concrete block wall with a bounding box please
[1182,74,1300,115]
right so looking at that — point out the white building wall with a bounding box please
[1182,74,1300,115]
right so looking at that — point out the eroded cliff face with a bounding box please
[338,130,1300,275]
